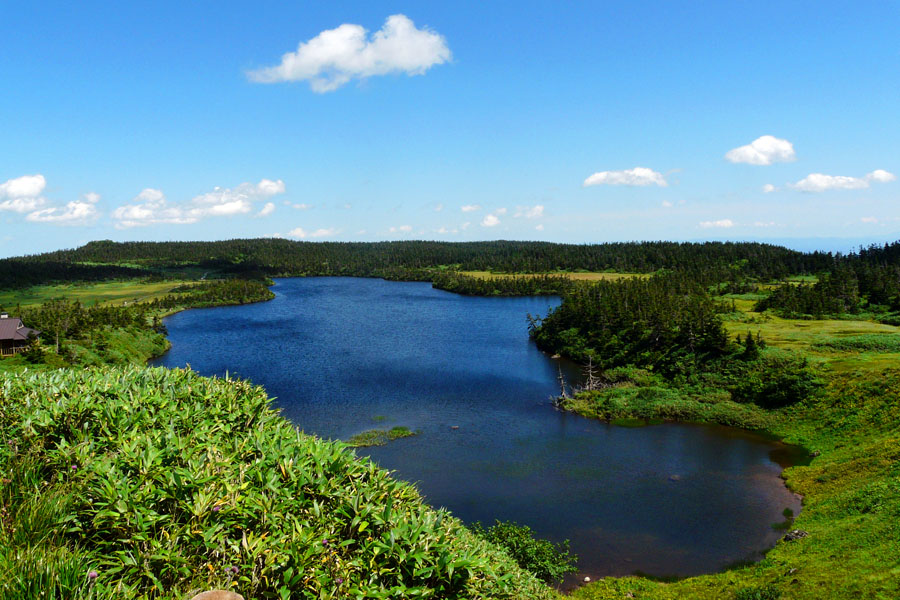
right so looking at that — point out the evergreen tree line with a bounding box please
[529,273,728,375]
[430,272,573,296]
[755,260,900,317]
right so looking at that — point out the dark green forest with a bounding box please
[2,238,837,288]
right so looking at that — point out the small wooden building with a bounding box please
[0,313,40,356]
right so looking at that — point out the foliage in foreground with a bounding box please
[0,367,554,600]
[469,521,577,584]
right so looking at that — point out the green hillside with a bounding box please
[0,367,555,600]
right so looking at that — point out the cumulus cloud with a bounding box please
[247,14,451,92]
[725,135,796,165]
[481,214,500,227]
[461,204,481,212]
[535,224,545,231]
[514,205,544,219]
[762,184,777,193]
[26,192,100,225]
[0,174,47,212]
[112,179,285,228]
[699,219,734,228]
[787,170,896,192]
[860,217,878,224]
[288,227,338,238]
[389,225,413,233]
[583,167,667,187]
[868,169,897,183]
[257,202,276,217]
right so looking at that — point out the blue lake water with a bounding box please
[151,277,802,580]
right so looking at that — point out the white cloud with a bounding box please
[389,225,413,233]
[699,219,734,228]
[26,192,100,225]
[112,179,285,228]
[868,169,897,183]
[535,224,545,231]
[725,135,796,165]
[788,170,895,192]
[514,205,544,219]
[0,174,47,213]
[583,167,667,187]
[288,227,338,238]
[291,203,312,210]
[762,184,777,193]
[461,221,471,230]
[247,14,451,92]
[257,202,275,217]
[481,214,500,227]
[461,204,481,212]
[661,200,673,208]
[495,207,507,215]
[861,216,878,224]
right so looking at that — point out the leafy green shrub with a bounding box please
[469,520,577,583]
[0,367,553,599]
[729,354,822,408]
[735,584,780,600]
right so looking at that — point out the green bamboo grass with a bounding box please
[0,367,555,600]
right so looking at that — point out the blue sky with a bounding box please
[1,1,898,256]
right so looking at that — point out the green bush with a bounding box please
[734,584,780,600]
[728,354,822,408]
[469,520,577,584]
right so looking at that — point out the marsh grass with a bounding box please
[0,279,197,309]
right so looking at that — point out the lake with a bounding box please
[151,277,802,580]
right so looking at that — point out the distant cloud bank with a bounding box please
[247,15,451,92]
[583,167,667,187]
[788,169,895,192]
[112,179,285,228]
[699,219,734,228]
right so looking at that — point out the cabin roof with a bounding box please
[0,317,39,341]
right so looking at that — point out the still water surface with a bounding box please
[152,277,801,578]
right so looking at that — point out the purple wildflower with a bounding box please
[87,570,98,580]
[335,577,344,584]
[212,505,221,513]
[322,538,329,546]
[70,465,78,471]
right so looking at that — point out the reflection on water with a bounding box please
[152,277,801,578]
